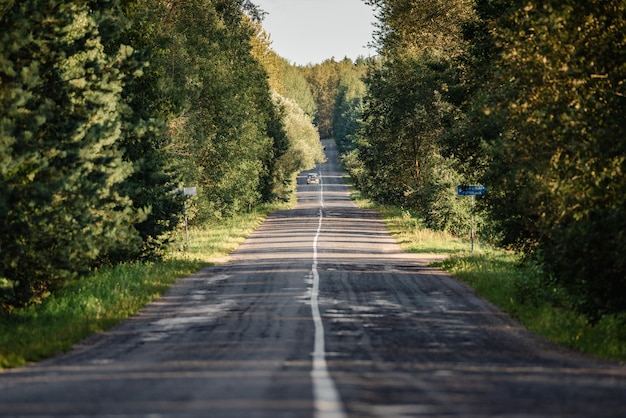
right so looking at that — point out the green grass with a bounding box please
[169,203,285,262]
[0,202,290,369]
[376,205,471,254]
[0,260,204,368]
[349,187,472,255]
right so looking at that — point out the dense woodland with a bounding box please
[0,0,324,311]
[343,0,625,319]
[1,0,625,321]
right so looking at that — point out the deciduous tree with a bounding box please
[481,0,626,317]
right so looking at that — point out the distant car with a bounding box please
[306,173,320,185]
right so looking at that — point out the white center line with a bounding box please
[311,170,346,418]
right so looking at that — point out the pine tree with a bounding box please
[0,0,144,310]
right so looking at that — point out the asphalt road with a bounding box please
[1,140,625,418]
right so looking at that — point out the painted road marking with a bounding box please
[311,169,346,418]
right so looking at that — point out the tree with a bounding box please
[0,0,326,312]
[146,0,287,220]
[481,0,626,317]
[280,60,318,120]
[98,0,185,262]
[302,59,342,139]
[333,58,367,154]
[352,0,475,235]
[271,93,326,196]
[248,15,325,200]
[0,0,145,310]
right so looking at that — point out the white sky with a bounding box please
[252,0,377,65]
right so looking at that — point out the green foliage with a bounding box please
[355,53,473,235]
[152,0,290,221]
[345,0,479,237]
[300,56,368,159]
[301,59,344,139]
[248,22,318,120]
[0,0,145,310]
[0,0,305,311]
[280,60,318,119]
[480,0,626,318]
[109,0,184,262]
[271,93,326,197]
[351,0,626,318]
[333,59,367,154]
[248,18,325,201]
[248,19,285,95]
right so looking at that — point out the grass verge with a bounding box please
[438,254,626,362]
[169,202,283,262]
[0,202,286,369]
[0,260,204,369]
[352,191,626,363]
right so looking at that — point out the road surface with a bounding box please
[1,140,625,417]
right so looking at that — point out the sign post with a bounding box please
[457,185,486,254]
[182,187,197,247]
[172,187,197,247]
[456,185,486,197]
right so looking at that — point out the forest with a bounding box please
[341,0,625,320]
[0,0,325,311]
[1,0,625,323]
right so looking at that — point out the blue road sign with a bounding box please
[457,185,486,196]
